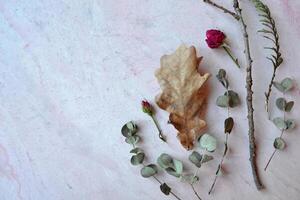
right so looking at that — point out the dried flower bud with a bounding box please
[142,100,153,115]
[205,29,226,49]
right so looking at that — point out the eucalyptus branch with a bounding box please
[203,0,240,20]
[190,168,202,200]
[251,0,283,118]
[209,69,238,194]
[233,0,263,190]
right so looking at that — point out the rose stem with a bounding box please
[150,115,166,142]
[222,46,241,68]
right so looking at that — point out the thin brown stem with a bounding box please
[203,0,240,20]
[233,0,263,190]
[190,184,202,200]
[264,149,277,171]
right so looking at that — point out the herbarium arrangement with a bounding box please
[120,0,296,199]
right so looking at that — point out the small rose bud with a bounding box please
[205,29,226,49]
[142,100,153,115]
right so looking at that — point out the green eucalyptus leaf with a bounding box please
[225,90,240,107]
[125,135,140,145]
[273,137,285,150]
[201,154,214,163]
[173,159,183,175]
[130,152,145,165]
[160,183,171,195]
[285,101,294,112]
[273,82,285,92]
[216,95,229,107]
[140,164,157,178]
[165,167,181,178]
[180,174,199,184]
[224,117,234,134]
[199,133,217,152]
[130,147,143,154]
[188,151,202,168]
[281,78,293,92]
[286,119,296,130]
[157,153,174,169]
[273,117,287,130]
[121,121,138,137]
[276,98,286,111]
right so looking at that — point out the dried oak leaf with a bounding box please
[155,45,210,150]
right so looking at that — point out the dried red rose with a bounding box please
[205,29,226,49]
[141,100,153,115]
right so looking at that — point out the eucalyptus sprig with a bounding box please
[251,0,283,118]
[121,121,182,200]
[209,69,240,194]
[264,78,295,171]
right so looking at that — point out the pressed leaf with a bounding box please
[130,153,145,165]
[173,159,183,175]
[273,82,285,92]
[155,45,210,150]
[273,117,287,130]
[160,183,171,195]
[285,101,294,112]
[201,154,213,163]
[198,133,217,152]
[281,78,293,92]
[140,164,157,178]
[165,167,181,178]
[121,121,138,137]
[188,151,202,168]
[225,90,240,107]
[273,137,285,150]
[125,135,140,145]
[157,153,173,169]
[224,117,234,134]
[286,119,296,130]
[216,95,229,108]
[276,98,286,111]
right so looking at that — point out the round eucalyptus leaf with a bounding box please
[160,183,171,195]
[201,154,214,163]
[125,135,140,145]
[130,147,143,154]
[121,121,138,137]
[218,69,226,79]
[285,101,294,112]
[272,117,287,130]
[130,152,145,165]
[286,119,296,130]
[188,151,202,168]
[140,164,157,178]
[281,78,293,92]
[225,90,240,107]
[157,153,174,169]
[198,133,217,152]
[224,117,234,134]
[276,98,286,111]
[216,95,229,108]
[165,167,181,178]
[180,174,199,184]
[173,159,183,175]
[273,82,285,93]
[273,137,285,150]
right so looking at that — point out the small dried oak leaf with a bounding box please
[155,45,210,150]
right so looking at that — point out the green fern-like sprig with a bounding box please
[252,0,283,118]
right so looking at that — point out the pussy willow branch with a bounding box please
[203,0,263,190]
[202,0,240,20]
[233,0,263,190]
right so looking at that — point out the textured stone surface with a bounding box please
[0,0,300,199]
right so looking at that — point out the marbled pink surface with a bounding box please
[0,0,300,199]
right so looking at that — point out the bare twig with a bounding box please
[233,0,263,190]
[190,184,202,200]
[203,0,240,20]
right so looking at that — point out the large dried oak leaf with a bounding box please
[155,45,210,150]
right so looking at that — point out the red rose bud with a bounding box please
[142,100,153,115]
[205,29,226,49]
